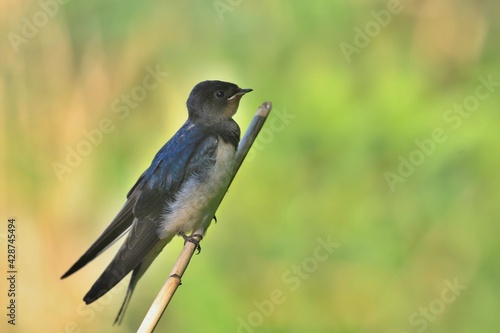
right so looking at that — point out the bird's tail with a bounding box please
[113,266,141,325]
[112,236,173,324]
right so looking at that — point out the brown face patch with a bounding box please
[223,96,242,118]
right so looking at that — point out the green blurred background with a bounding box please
[1,0,500,332]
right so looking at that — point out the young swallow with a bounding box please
[61,80,252,324]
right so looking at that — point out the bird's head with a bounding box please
[186,80,252,124]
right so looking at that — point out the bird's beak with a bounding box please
[227,88,253,100]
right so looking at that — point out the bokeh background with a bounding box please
[1,0,500,332]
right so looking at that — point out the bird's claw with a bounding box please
[179,232,203,254]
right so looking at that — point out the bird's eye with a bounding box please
[215,90,225,99]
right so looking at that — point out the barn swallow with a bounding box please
[61,80,252,324]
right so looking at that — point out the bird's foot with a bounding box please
[179,232,203,254]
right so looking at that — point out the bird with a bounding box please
[61,80,252,324]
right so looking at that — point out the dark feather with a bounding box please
[60,194,137,279]
[81,121,222,306]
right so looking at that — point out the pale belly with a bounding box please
[159,139,235,238]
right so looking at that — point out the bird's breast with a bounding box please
[159,139,236,238]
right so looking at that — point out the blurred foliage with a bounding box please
[1,0,500,332]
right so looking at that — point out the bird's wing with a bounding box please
[60,190,139,279]
[83,126,219,304]
[61,122,199,280]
